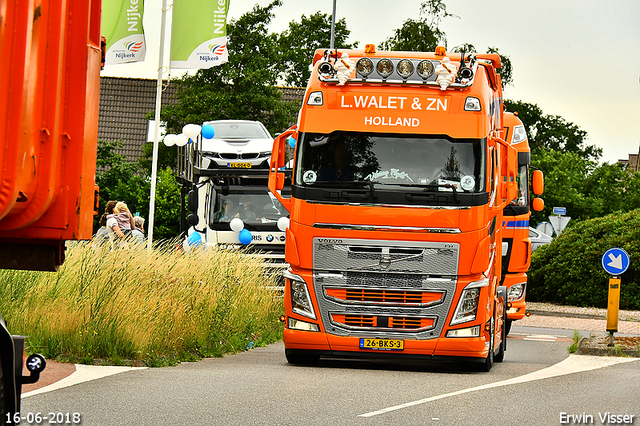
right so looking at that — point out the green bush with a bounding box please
[528,209,640,310]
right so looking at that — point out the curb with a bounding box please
[576,337,640,358]
[527,308,640,323]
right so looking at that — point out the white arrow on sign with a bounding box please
[607,253,623,270]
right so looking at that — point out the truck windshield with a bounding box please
[295,131,485,194]
[209,190,286,229]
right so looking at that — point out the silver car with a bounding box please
[529,227,553,251]
[200,120,274,169]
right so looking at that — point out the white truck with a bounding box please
[177,121,291,278]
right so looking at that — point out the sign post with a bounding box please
[549,207,570,235]
[601,247,630,346]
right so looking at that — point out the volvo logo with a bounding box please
[379,256,391,269]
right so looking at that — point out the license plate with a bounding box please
[228,162,251,168]
[359,338,404,351]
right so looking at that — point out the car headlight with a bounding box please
[284,270,316,320]
[451,277,488,325]
[259,151,271,157]
[507,283,526,302]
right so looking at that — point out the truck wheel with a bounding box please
[468,317,494,372]
[285,350,319,366]
[505,319,512,336]
[495,303,507,363]
[481,317,495,371]
[494,321,506,363]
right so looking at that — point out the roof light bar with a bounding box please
[320,55,477,87]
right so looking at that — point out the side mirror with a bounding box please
[532,170,544,195]
[532,197,544,212]
[268,126,295,212]
[187,213,199,226]
[187,189,198,213]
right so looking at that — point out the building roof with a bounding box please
[98,77,305,163]
[99,77,178,162]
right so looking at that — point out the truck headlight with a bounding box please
[446,325,481,338]
[507,283,526,302]
[451,277,488,325]
[284,270,316,320]
[288,318,320,332]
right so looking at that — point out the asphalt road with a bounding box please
[20,326,640,426]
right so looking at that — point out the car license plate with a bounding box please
[359,338,404,351]
[228,162,251,168]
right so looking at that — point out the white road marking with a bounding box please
[358,355,638,418]
[21,364,147,398]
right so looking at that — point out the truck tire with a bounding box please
[505,319,513,336]
[495,302,507,363]
[285,350,320,366]
[468,317,494,372]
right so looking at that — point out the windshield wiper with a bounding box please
[394,183,461,203]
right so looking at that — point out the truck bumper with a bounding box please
[283,328,489,360]
[503,273,527,321]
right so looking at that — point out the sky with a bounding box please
[102,0,640,165]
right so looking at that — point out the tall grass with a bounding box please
[0,240,284,366]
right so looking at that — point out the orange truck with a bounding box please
[501,112,544,334]
[269,45,518,371]
[0,0,101,419]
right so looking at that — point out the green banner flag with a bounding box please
[170,0,230,69]
[102,0,146,64]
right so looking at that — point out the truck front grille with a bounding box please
[324,287,444,307]
[312,238,458,340]
[331,314,436,332]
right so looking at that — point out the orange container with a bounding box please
[0,0,101,270]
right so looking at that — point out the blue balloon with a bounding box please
[238,228,252,245]
[287,136,296,148]
[202,124,215,139]
[188,232,202,247]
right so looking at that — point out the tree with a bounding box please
[161,0,298,136]
[278,12,357,87]
[530,148,596,224]
[95,140,180,240]
[380,0,456,52]
[487,46,513,88]
[504,99,602,161]
[450,44,513,88]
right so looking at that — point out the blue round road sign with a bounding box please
[601,248,630,275]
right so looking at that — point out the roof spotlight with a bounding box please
[397,59,414,79]
[459,67,474,79]
[356,58,374,78]
[376,58,394,79]
[417,60,435,80]
[318,61,334,76]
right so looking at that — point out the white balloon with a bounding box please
[163,134,178,146]
[175,134,189,147]
[182,124,202,139]
[230,217,244,232]
[277,216,290,232]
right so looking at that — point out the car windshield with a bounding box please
[209,190,286,228]
[206,122,271,140]
[295,131,485,192]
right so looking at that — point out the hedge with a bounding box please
[528,209,640,310]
